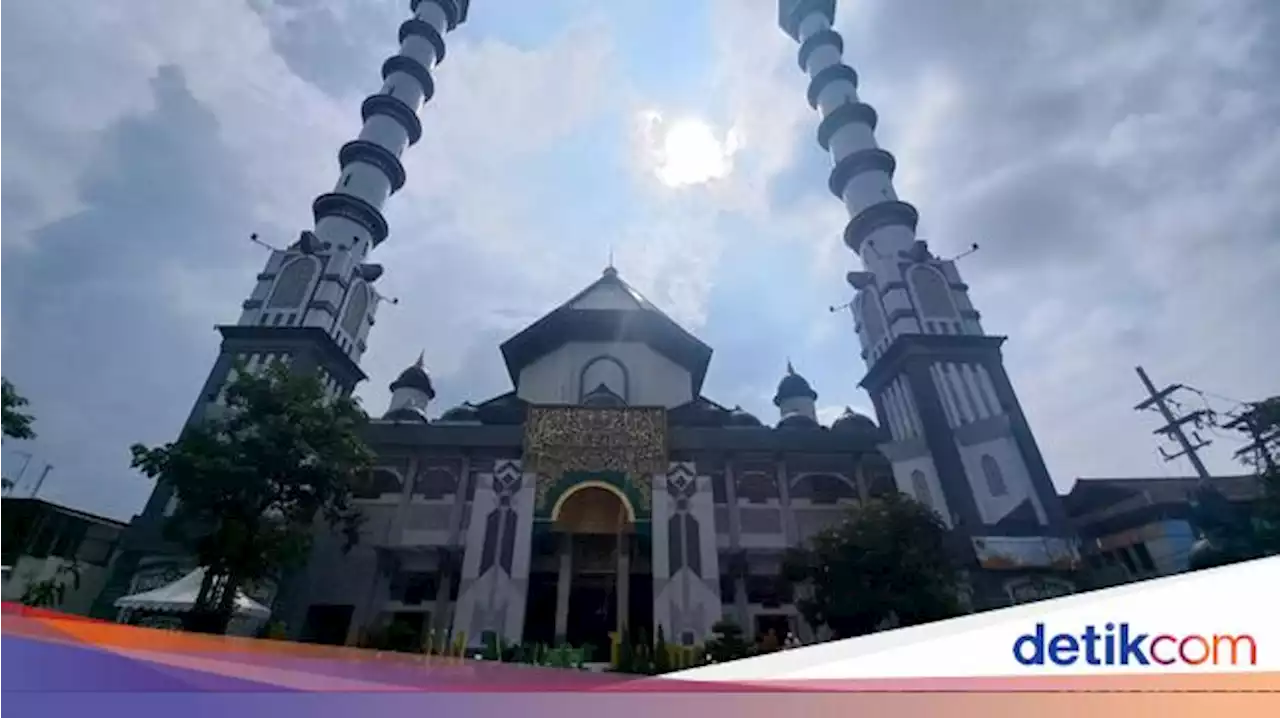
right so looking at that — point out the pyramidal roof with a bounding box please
[499,267,713,392]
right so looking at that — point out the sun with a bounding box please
[641,112,741,188]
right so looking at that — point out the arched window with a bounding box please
[579,355,629,402]
[267,257,318,309]
[340,282,369,338]
[981,454,1008,497]
[859,291,887,344]
[910,469,934,509]
[909,265,957,318]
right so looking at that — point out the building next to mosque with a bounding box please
[94,0,1083,651]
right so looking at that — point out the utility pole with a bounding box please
[30,464,52,499]
[1134,366,1213,481]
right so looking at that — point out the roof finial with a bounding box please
[786,358,796,375]
[414,350,425,369]
[604,245,617,276]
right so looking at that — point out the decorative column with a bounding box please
[616,533,630,633]
[554,532,573,640]
[776,457,797,546]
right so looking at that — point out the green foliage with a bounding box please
[1235,397,1280,555]
[129,360,374,633]
[20,561,82,609]
[653,625,671,674]
[2,377,36,440]
[783,492,963,639]
[616,625,634,673]
[706,619,752,663]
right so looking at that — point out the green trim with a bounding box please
[537,470,652,520]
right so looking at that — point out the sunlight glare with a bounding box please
[642,111,741,188]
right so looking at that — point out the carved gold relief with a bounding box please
[524,406,666,512]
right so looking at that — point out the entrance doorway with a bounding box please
[522,482,652,658]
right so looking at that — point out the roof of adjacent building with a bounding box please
[1,496,129,529]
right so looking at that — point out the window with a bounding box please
[1133,542,1156,572]
[909,265,957,318]
[271,313,284,326]
[267,257,318,309]
[1118,548,1138,574]
[980,455,1008,497]
[579,356,628,403]
[341,174,352,187]
[340,282,369,338]
[910,470,934,508]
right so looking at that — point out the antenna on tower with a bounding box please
[371,287,400,306]
[946,243,981,262]
[248,233,286,253]
[829,300,853,313]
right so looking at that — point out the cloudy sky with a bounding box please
[3,0,1278,521]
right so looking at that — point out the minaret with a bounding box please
[91,0,473,620]
[778,1,1077,605]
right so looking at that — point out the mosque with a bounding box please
[95,0,1081,652]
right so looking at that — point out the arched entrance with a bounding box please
[524,482,650,658]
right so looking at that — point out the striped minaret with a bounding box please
[89,1,474,622]
[779,1,1080,609]
[236,0,471,366]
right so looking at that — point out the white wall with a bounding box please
[516,341,694,407]
[956,435,1047,527]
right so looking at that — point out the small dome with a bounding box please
[727,406,762,427]
[777,412,819,429]
[831,407,879,435]
[773,361,817,406]
[438,403,480,423]
[382,406,429,423]
[389,352,435,399]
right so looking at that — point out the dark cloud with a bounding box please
[247,0,400,99]
[2,66,255,519]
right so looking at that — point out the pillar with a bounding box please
[554,532,572,641]
[616,533,630,633]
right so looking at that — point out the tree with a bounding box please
[129,360,374,634]
[21,561,82,609]
[783,492,962,640]
[653,624,671,674]
[1231,396,1280,555]
[0,376,36,491]
[705,618,752,663]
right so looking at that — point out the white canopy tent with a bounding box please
[114,567,271,620]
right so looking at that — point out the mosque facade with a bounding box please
[95,0,1082,651]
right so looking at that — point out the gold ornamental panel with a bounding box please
[524,406,667,511]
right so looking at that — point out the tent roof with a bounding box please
[114,567,270,619]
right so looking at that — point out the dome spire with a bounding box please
[414,350,425,369]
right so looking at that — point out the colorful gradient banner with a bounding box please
[5,559,1279,715]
